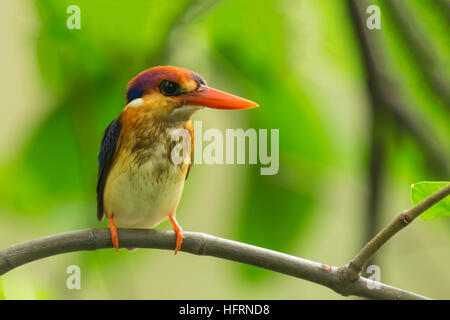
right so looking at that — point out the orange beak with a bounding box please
[174,85,258,110]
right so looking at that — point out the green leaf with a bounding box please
[411,181,450,220]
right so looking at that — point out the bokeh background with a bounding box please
[0,0,449,299]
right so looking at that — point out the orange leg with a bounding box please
[108,215,119,253]
[169,214,183,255]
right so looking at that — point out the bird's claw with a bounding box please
[174,228,184,255]
[109,216,119,253]
[169,214,183,255]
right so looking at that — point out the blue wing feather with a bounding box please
[97,119,121,220]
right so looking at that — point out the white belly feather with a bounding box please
[103,151,187,228]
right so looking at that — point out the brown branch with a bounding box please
[340,182,450,280]
[0,228,429,300]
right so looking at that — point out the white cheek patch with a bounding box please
[170,105,203,120]
[126,98,144,108]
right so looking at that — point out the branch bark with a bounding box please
[340,182,450,280]
[0,228,429,300]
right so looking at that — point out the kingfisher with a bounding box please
[97,66,258,254]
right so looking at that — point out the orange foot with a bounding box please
[169,215,184,255]
[108,215,119,253]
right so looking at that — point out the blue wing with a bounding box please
[97,119,121,221]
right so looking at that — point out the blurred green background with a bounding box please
[0,0,448,299]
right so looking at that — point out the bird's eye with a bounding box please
[159,80,181,96]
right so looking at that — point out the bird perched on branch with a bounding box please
[97,66,258,254]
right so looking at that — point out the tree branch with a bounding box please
[340,182,450,280]
[0,228,429,300]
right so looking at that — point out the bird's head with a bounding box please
[124,66,258,121]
